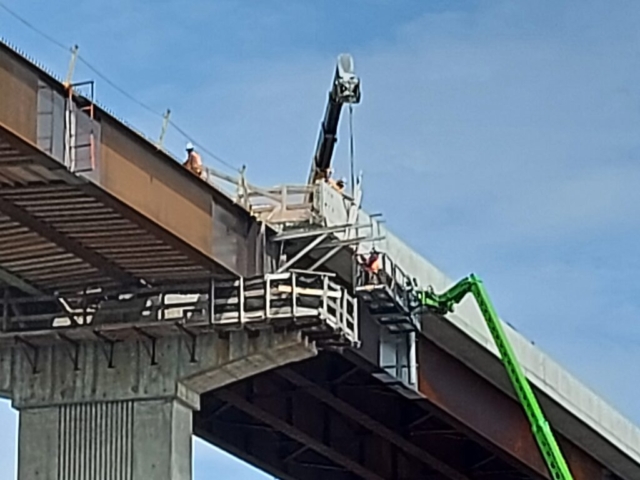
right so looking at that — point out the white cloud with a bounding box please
[1,0,640,473]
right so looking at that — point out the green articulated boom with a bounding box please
[418,274,574,480]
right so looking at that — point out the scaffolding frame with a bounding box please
[0,270,359,349]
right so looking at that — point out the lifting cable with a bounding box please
[0,0,240,173]
[348,103,356,196]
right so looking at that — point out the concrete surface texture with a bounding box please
[2,328,315,480]
[18,398,193,480]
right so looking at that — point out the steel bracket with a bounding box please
[59,333,81,371]
[134,327,158,365]
[177,323,198,363]
[16,336,39,374]
[93,330,117,369]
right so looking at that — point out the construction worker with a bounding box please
[363,249,381,284]
[327,175,347,193]
[183,142,204,179]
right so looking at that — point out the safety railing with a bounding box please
[0,272,358,347]
[212,270,358,345]
[0,283,212,333]
[205,168,323,225]
[66,81,98,173]
[35,80,98,174]
[37,81,65,161]
[245,185,320,225]
[355,252,420,317]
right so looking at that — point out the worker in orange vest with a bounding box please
[364,249,381,284]
[183,142,204,179]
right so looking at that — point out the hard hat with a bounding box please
[186,142,194,151]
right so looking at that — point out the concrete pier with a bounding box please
[18,397,194,480]
[3,329,316,480]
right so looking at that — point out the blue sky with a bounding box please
[2,0,640,477]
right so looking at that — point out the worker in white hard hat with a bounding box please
[183,142,204,178]
[328,175,346,193]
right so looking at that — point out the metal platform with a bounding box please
[355,253,420,333]
[0,271,358,350]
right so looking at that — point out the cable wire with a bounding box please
[0,0,241,172]
[76,56,164,118]
[168,121,239,171]
[0,1,68,52]
[348,103,356,196]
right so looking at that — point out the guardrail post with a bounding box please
[2,289,8,332]
[339,289,349,333]
[265,275,271,320]
[209,278,215,324]
[353,295,359,343]
[239,277,245,325]
[322,276,329,316]
[281,185,288,214]
[291,273,297,318]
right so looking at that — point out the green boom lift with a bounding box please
[418,273,574,480]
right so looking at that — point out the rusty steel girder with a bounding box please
[0,41,272,282]
[196,352,550,479]
[417,336,611,480]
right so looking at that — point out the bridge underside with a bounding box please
[195,351,541,480]
[0,122,229,332]
[0,123,219,293]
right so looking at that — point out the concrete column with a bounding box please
[18,397,193,480]
[7,328,315,480]
[12,336,200,480]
